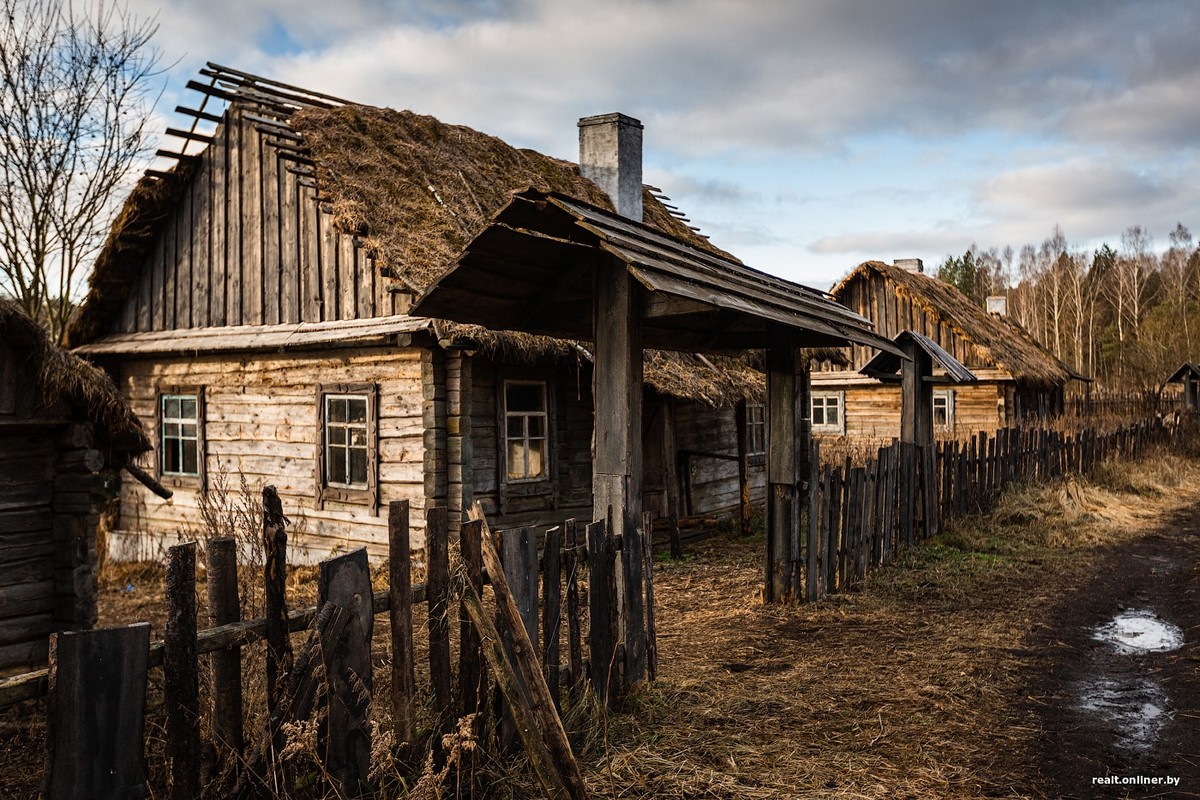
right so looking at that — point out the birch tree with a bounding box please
[0,0,160,340]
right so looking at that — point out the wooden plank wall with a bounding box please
[673,405,766,516]
[115,107,399,335]
[826,383,1005,443]
[113,347,426,562]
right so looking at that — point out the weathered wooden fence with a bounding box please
[3,497,658,800]
[802,419,1185,601]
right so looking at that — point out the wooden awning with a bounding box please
[860,331,977,384]
[411,189,902,356]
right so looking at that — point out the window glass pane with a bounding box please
[328,425,346,445]
[164,396,179,418]
[329,447,347,484]
[165,441,180,473]
[180,398,197,419]
[507,441,527,480]
[506,416,524,438]
[328,397,346,423]
[527,439,545,478]
[527,415,545,438]
[506,384,543,413]
[828,405,839,425]
[348,398,367,424]
[813,404,825,425]
[349,448,368,486]
[181,423,197,439]
[182,440,198,474]
[350,427,367,447]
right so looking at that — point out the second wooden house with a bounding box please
[66,65,782,560]
[810,259,1085,442]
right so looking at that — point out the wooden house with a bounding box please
[0,299,150,667]
[65,65,775,560]
[812,259,1083,442]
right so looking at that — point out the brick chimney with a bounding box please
[894,258,924,274]
[578,113,643,221]
[986,295,1008,316]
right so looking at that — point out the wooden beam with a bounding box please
[764,325,803,603]
[165,127,214,144]
[175,106,222,124]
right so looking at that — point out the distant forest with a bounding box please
[935,224,1199,392]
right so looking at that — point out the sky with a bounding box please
[125,0,1200,290]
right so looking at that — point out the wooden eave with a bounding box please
[72,315,432,356]
[1165,363,1200,384]
[412,189,903,357]
[860,331,977,384]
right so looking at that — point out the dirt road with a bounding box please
[1025,503,1200,798]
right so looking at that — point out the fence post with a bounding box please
[207,538,244,769]
[43,624,151,800]
[542,525,563,711]
[563,519,585,695]
[805,440,821,602]
[642,510,658,682]
[459,518,485,720]
[262,486,291,717]
[165,541,200,800]
[317,548,373,798]
[426,507,453,766]
[587,519,618,705]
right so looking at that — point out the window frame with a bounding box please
[497,378,557,513]
[810,390,846,435]
[316,383,378,511]
[933,389,955,431]
[744,402,767,462]
[156,386,206,490]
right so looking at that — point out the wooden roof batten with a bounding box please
[412,189,904,357]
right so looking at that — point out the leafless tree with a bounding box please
[0,0,160,340]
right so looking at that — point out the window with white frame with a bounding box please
[745,403,766,455]
[504,381,549,481]
[933,389,955,430]
[160,393,202,476]
[317,383,378,508]
[810,391,845,434]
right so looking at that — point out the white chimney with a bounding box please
[986,295,1008,316]
[894,258,924,273]
[578,113,643,221]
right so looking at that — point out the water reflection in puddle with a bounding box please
[1078,677,1169,752]
[1091,609,1184,655]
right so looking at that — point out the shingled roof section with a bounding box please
[831,261,1078,388]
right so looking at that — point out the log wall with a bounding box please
[112,346,426,562]
[820,382,1006,442]
[115,108,405,336]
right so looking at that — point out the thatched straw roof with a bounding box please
[1,298,149,452]
[831,261,1076,387]
[67,66,779,407]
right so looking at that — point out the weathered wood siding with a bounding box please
[115,108,405,335]
[0,345,100,668]
[673,405,766,517]
[818,381,1005,443]
[113,347,426,562]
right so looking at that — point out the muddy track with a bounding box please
[1024,503,1200,798]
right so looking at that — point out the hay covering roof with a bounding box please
[832,261,1075,387]
[1,298,149,451]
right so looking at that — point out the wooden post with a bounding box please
[661,398,683,559]
[765,326,803,603]
[900,335,934,446]
[735,399,753,537]
[459,518,485,719]
[317,548,373,799]
[542,525,563,710]
[592,264,642,664]
[262,486,290,716]
[499,525,539,750]
[165,541,200,800]
[207,538,244,766]
[43,624,151,800]
[426,507,453,763]
[805,438,821,602]
[388,501,416,749]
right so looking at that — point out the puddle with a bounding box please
[1078,676,1170,752]
[1091,609,1184,655]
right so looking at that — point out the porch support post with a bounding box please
[900,335,934,446]
[765,326,803,603]
[593,264,645,683]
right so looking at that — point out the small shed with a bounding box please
[0,299,150,667]
[1165,363,1200,411]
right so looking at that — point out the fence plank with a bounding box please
[262,486,291,717]
[317,548,374,799]
[426,507,453,764]
[207,538,244,767]
[165,542,200,800]
[43,624,151,800]
[459,518,485,719]
[587,520,618,704]
[388,501,416,750]
[642,511,658,681]
[542,525,563,711]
